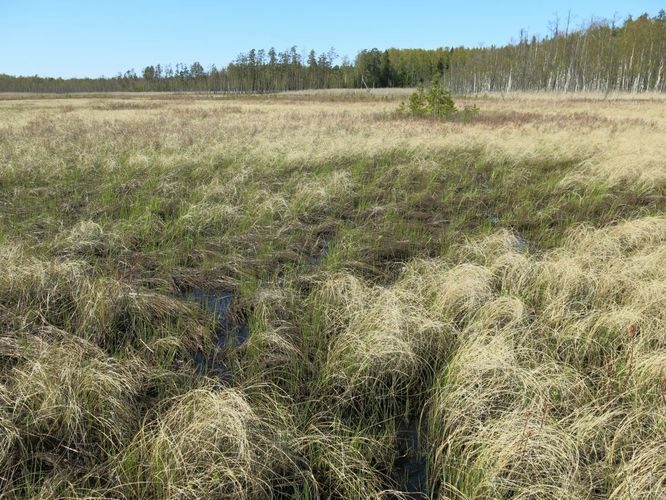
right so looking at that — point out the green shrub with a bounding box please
[400,75,456,118]
[398,75,481,122]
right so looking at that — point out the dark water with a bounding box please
[309,240,330,265]
[393,420,429,499]
[186,290,249,383]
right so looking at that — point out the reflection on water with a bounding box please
[186,289,249,384]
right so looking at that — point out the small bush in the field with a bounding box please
[399,75,479,121]
[399,75,456,117]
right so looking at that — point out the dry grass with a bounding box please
[1,92,665,189]
[426,217,666,499]
[0,92,664,497]
[118,387,294,498]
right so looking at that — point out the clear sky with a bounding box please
[1,1,663,78]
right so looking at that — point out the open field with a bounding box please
[0,91,665,498]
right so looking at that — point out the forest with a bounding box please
[2,11,665,93]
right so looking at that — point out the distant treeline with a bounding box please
[2,12,665,93]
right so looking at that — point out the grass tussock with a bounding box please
[11,336,144,453]
[118,387,294,499]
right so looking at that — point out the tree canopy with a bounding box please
[2,13,664,93]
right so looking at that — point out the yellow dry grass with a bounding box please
[0,91,664,498]
[1,91,664,190]
[318,216,666,498]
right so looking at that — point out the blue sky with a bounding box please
[1,1,663,78]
